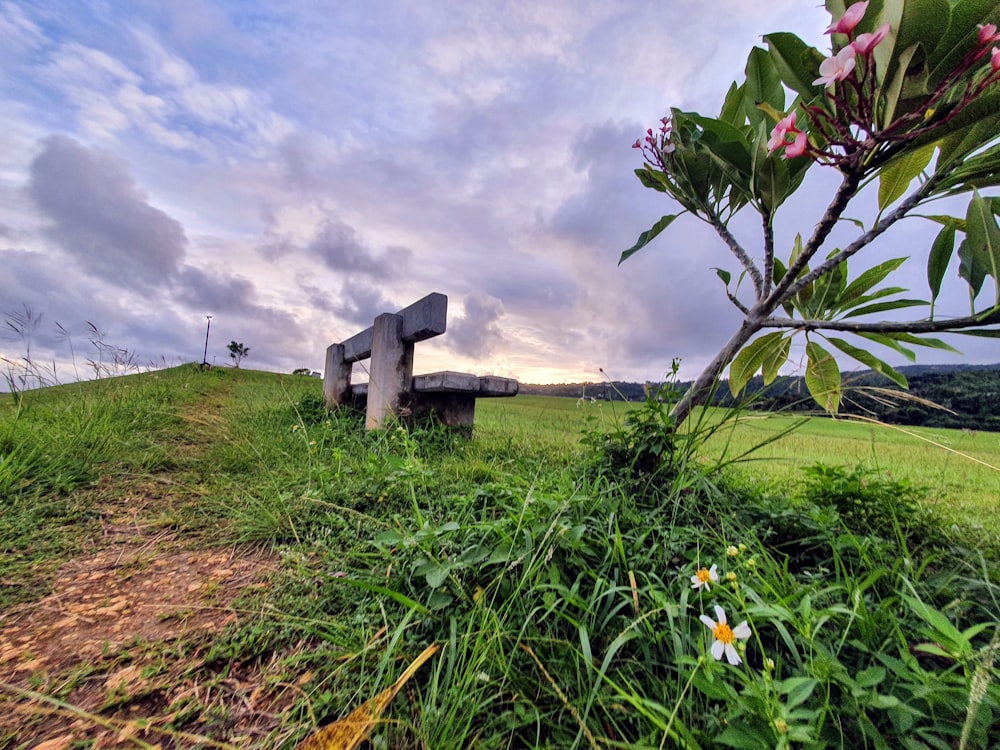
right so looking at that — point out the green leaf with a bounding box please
[935,143,1000,194]
[927,222,956,307]
[958,238,988,302]
[928,0,1000,85]
[902,594,968,656]
[827,337,909,389]
[874,0,951,124]
[921,214,967,232]
[806,259,849,318]
[855,666,887,689]
[716,721,773,750]
[339,578,431,615]
[619,214,680,265]
[781,676,820,710]
[744,46,785,129]
[762,334,791,385]
[956,327,1000,338]
[929,91,1000,170]
[840,298,927,319]
[686,114,755,201]
[764,32,825,100]
[805,340,842,414]
[729,331,786,396]
[635,166,670,193]
[966,190,1000,304]
[857,331,917,361]
[719,81,746,126]
[878,43,927,129]
[837,258,908,308]
[772,256,788,286]
[878,143,936,210]
[886,331,960,353]
[714,267,732,286]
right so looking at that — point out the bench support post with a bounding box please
[322,343,351,409]
[366,313,414,429]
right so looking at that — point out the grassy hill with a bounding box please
[2,365,999,747]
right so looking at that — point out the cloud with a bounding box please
[0,2,45,57]
[3,1,997,387]
[28,135,187,289]
[174,266,257,312]
[446,291,507,359]
[306,219,411,278]
[325,282,402,333]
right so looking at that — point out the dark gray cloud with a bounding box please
[307,218,410,278]
[0,248,191,373]
[175,265,257,312]
[28,135,187,289]
[446,291,506,359]
[326,282,401,332]
[549,120,655,254]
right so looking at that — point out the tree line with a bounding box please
[521,363,1000,432]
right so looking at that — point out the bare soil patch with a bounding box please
[1,487,290,747]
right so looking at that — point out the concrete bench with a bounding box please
[322,292,519,430]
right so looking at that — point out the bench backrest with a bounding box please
[337,292,448,364]
[324,292,450,428]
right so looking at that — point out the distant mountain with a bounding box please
[520,363,1000,432]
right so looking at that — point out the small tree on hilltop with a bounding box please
[625,0,1000,429]
[227,341,250,368]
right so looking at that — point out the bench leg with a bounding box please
[322,343,351,409]
[366,313,414,429]
[405,392,476,436]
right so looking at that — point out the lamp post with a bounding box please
[202,315,213,367]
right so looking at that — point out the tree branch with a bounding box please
[761,309,1000,333]
[704,208,764,300]
[670,315,765,426]
[761,210,774,300]
[765,170,862,310]
[783,175,939,300]
[727,291,750,315]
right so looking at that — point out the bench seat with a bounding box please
[348,371,519,398]
[344,370,518,428]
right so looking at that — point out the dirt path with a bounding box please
[0,390,295,748]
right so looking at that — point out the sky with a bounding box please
[1,1,996,388]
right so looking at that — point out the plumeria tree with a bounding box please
[626,0,1000,428]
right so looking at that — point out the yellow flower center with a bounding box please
[695,568,712,583]
[713,622,735,644]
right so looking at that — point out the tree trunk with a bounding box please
[669,317,764,428]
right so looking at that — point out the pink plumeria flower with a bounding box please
[992,47,1000,73]
[691,564,719,591]
[700,605,752,665]
[784,131,808,159]
[826,1,868,35]
[979,23,1000,45]
[853,23,891,55]
[767,111,798,152]
[814,46,857,87]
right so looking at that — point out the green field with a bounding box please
[478,394,1000,533]
[2,367,999,748]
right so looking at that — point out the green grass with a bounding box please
[478,396,1000,534]
[3,368,1000,748]
[702,412,1000,531]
